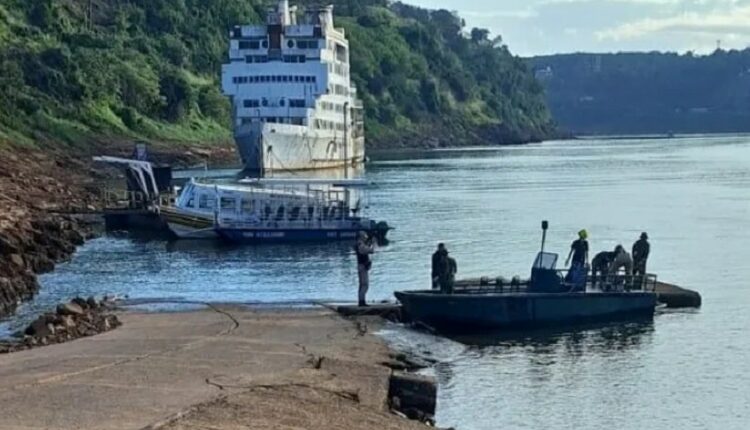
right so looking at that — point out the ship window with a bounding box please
[335,44,347,63]
[241,199,256,214]
[239,41,260,50]
[287,40,294,49]
[290,99,305,108]
[291,117,304,125]
[243,99,260,108]
[280,99,286,107]
[262,98,268,107]
[275,206,285,221]
[262,40,269,49]
[198,194,215,209]
[262,205,272,221]
[289,207,301,221]
[220,197,236,211]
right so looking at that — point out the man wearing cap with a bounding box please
[356,231,376,307]
[565,229,590,289]
[632,232,651,289]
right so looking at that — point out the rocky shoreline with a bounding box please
[0,147,102,319]
[0,296,121,353]
[0,142,236,321]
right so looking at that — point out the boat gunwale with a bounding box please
[395,290,658,299]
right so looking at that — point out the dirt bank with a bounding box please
[0,146,100,317]
[0,141,236,319]
[0,306,434,430]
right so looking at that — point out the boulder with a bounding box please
[30,255,55,274]
[42,312,60,325]
[71,297,89,310]
[86,296,99,310]
[25,318,54,337]
[57,302,84,316]
[9,254,25,270]
[64,229,85,246]
[60,315,76,330]
[0,236,19,255]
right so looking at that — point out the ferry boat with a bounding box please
[162,178,390,243]
[395,223,658,333]
[222,1,365,176]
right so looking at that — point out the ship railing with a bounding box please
[100,189,149,210]
[453,278,531,294]
[557,270,658,292]
[586,273,658,293]
[100,189,176,211]
[453,273,658,294]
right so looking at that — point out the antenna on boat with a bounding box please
[539,220,549,268]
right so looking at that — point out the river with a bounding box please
[2,136,749,429]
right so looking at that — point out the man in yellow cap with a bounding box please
[565,229,590,289]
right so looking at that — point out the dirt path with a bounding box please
[0,307,429,430]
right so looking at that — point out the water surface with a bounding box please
[3,136,749,429]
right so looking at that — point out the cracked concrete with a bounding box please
[0,306,429,430]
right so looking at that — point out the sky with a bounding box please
[406,0,750,56]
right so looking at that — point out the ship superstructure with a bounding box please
[222,1,365,176]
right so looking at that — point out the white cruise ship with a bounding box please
[222,1,365,176]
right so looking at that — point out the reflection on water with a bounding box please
[3,136,750,428]
[448,319,655,352]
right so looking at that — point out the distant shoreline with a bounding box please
[574,132,750,141]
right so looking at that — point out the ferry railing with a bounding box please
[587,273,658,292]
[453,278,531,294]
[100,189,176,211]
[452,273,658,294]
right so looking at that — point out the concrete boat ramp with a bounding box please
[0,307,431,430]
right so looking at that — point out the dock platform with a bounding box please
[323,303,403,321]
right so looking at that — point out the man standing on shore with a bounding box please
[356,231,375,307]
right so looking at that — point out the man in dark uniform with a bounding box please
[591,250,615,290]
[431,243,447,289]
[437,248,458,294]
[565,229,589,289]
[632,232,651,289]
[356,231,375,307]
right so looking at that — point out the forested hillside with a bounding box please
[0,0,554,150]
[529,51,750,135]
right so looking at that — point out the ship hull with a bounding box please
[395,290,657,333]
[235,123,365,175]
